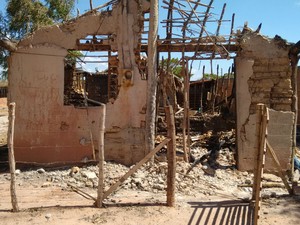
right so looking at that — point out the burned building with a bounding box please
[6,0,299,173]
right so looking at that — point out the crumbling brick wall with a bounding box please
[236,32,294,171]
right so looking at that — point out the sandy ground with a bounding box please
[0,97,300,224]
[0,183,299,225]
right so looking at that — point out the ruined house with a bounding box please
[236,33,295,171]
[8,0,150,165]
[7,0,299,172]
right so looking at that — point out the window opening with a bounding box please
[64,35,119,106]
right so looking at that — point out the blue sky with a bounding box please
[1,0,299,79]
[74,0,300,43]
[76,0,300,79]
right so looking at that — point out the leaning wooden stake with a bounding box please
[103,138,170,199]
[96,104,106,208]
[252,104,268,225]
[165,106,176,207]
[266,139,292,195]
[8,102,19,212]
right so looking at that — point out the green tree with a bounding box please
[203,72,234,80]
[203,73,218,80]
[160,58,194,79]
[160,58,183,77]
[0,0,75,79]
[0,12,10,79]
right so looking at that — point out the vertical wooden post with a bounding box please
[165,106,176,207]
[182,60,189,162]
[96,104,106,208]
[186,62,191,160]
[225,66,231,103]
[108,50,111,100]
[252,104,268,225]
[210,59,215,112]
[220,68,225,102]
[214,64,219,110]
[8,102,19,212]
[89,0,93,10]
[200,65,205,112]
[145,0,158,154]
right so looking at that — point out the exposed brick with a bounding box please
[272,104,292,111]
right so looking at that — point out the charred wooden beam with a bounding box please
[75,43,238,53]
[155,43,237,52]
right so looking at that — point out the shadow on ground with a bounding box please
[188,200,253,225]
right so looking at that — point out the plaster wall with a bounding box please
[8,0,149,165]
[236,32,294,171]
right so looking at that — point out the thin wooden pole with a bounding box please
[227,13,235,49]
[96,104,106,208]
[103,138,171,199]
[200,65,205,112]
[108,50,112,100]
[220,68,225,102]
[8,102,19,212]
[266,139,292,195]
[165,106,176,207]
[182,59,189,162]
[225,66,231,103]
[215,3,226,37]
[83,90,96,160]
[252,104,268,225]
[210,59,215,112]
[68,183,97,201]
[215,64,219,108]
[187,62,191,159]
[79,0,118,18]
[199,0,214,38]
[90,0,93,10]
[145,0,159,154]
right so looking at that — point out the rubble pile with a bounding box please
[1,160,250,197]
[0,130,288,199]
[64,87,86,107]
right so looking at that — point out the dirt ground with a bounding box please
[0,97,300,225]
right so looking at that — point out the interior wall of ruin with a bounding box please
[8,0,150,165]
[236,32,294,171]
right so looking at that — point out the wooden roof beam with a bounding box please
[75,43,238,53]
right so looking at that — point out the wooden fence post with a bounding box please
[96,104,106,208]
[252,103,268,225]
[8,102,19,212]
[165,106,176,207]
